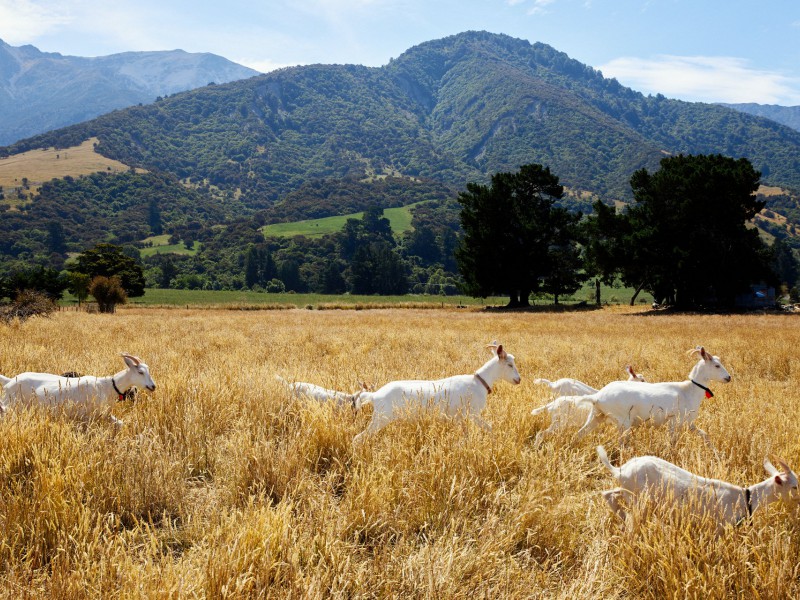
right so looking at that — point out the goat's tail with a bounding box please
[573,394,598,408]
[354,391,374,411]
[0,375,10,387]
[531,401,555,416]
[597,445,621,479]
[530,402,551,416]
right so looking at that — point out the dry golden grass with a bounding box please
[0,307,799,598]
[0,138,139,194]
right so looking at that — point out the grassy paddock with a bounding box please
[106,288,507,308]
[0,307,798,598]
[139,234,199,258]
[67,283,649,309]
[0,138,136,195]
[260,203,422,238]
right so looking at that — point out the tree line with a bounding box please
[0,153,797,310]
[456,154,789,309]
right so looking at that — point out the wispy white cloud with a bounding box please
[0,0,72,43]
[599,55,800,105]
[507,0,556,15]
[0,0,174,54]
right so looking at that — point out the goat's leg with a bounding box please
[618,424,633,450]
[352,412,391,445]
[470,414,492,432]
[575,409,602,440]
[601,488,629,522]
[533,423,556,445]
[688,422,719,455]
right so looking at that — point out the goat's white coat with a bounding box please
[276,375,367,407]
[533,377,598,396]
[0,353,156,425]
[531,366,646,442]
[597,445,800,528]
[353,343,521,444]
[574,347,730,443]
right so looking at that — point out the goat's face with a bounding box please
[495,345,521,385]
[122,353,157,392]
[692,347,731,383]
[765,458,800,505]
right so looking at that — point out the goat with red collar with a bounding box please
[573,346,730,446]
[0,353,156,426]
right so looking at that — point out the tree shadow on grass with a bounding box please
[482,301,602,313]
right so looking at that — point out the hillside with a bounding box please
[0,138,137,196]
[722,103,800,133]
[3,31,800,294]
[0,39,259,145]
[5,31,800,214]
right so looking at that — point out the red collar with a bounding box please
[112,377,125,401]
[691,379,713,398]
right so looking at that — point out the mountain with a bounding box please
[0,39,259,145]
[5,31,800,217]
[721,103,800,133]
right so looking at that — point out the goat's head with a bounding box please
[687,346,731,383]
[486,341,521,385]
[122,353,156,392]
[764,457,800,505]
[625,365,646,382]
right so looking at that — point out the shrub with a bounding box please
[0,289,58,323]
[89,276,127,313]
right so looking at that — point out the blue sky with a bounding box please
[1,0,799,104]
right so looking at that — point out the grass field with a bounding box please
[139,234,199,257]
[117,288,506,309]
[0,138,137,196]
[73,282,650,309]
[0,307,798,597]
[261,203,421,238]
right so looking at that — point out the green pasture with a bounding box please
[139,234,198,257]
[61,281,650,309]
[261,203,420,239]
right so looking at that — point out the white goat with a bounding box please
[276,375,371,408]
[533,377,598,397]
[352,342,521,444]
[533,365,646,397]
[574,347,730,444]
[0,353,156,426]
[597,445,800,529]
[531,366,646,442]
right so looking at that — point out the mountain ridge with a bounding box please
[721,102,800,133]
[0,38,259,145]
[3,31,800,211]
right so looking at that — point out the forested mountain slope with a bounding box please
[722,103,800,133]
[5,31,800,217]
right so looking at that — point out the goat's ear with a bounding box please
[764,458,779,476]
[496,344,507,360]
[122,353,140,368]
[699,347,712,361]
[777,458,792,475]
[775,474,784,486]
